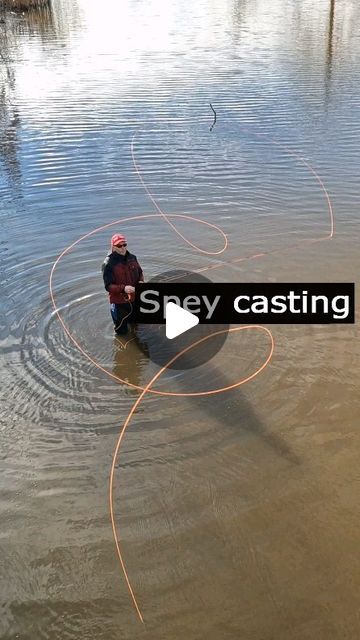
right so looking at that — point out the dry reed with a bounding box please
[1,0,51,12]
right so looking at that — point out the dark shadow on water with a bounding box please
[132,329,300,466]
[183,360,300,466]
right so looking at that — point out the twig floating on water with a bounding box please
[209,103,217,132]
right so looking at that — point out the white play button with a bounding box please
[165,302,199,340]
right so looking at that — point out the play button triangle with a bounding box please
[165,302,199,340]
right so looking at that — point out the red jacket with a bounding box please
[102,251,143,304]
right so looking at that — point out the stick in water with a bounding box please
[209,103,217,132]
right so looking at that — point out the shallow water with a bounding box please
[0,0,359,638]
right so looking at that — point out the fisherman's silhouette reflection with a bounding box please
[112,327,149,389]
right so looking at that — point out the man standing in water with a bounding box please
[102,233,144,335]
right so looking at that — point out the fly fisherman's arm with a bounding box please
[102,257,135,295]
[102,257,125,294]
[125,257,144,294]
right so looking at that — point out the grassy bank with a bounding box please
[1,0,51,11]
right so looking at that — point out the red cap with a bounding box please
[111,233,127,247]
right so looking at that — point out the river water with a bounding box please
[0,0,359,638]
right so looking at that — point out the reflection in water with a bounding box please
[231,0,250,43]
[325,0,336,102]
[10,6,55,40]
[0,97,21,190]
[112,335,147,391]
[0,5,56,193]
[1,0,359,638]
[0,21,21,192]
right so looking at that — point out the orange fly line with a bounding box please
[49,127,334,624]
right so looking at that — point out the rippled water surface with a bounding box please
[1,0,359,638]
